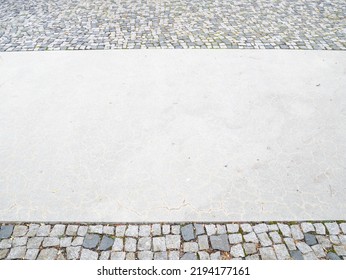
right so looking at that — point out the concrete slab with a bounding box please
[0,50,345,222]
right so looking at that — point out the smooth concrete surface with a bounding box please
[0,50,345,222]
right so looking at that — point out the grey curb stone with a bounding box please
[83,234,100,249]
[210,234,230,251]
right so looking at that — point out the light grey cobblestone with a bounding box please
[253,224,268,234]
[325,222,341,235]
[152,224,161,236]
[0,0,345,51]
[1,221,345,260]
[89,225,103,234]
[77,226,88,237]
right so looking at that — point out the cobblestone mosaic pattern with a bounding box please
[1,222,346,260]
[0,0,345,51]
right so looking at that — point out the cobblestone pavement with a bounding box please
[0,0,345,51]
[1,221,346,260]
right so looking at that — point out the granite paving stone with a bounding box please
[138,251,153,260]
[216,225,227,235]
[37,248,58,260]
[194,224,205,236]
[27,237,43,249]
[311,244,326,258]
[71,236,84,246]
[60,237,72,248]
[66,225,78,236]
[36,225,51,237]
[139,225,151,237]
[325,222,341,235]
[290,250,304,260]
[112,238,124,251]
[138,237,152,251]
[258,233,272,247]
[210,252,221,260]
[316,235,332,249]
[291,225,304,240]
[226,224,240,233]
[125,225,139,237]
[125,238,137,252]
[89,225,103,234]
[99,251,110,260]
[296,242,313,254]
[243,243,257,255]
[269,232,282,244]
[183,242,198,253]
[171,225,180,235]
[340,223,346,234]
[80,249,98,260]
[330,235,341,245]
[152,224,161,236]
[314,223,326,235]
[240,224,253,233]
[13,237,27,247]
[0,225,14,239]
[273,244,290,260]
[0,249,9,259]
[339,235,346,245]
[27,224,40,237]
[50,224,65,237]
[198,251,210,260]
[162,225,170,235]
[42,237,60,247]
[253,224,268,234]
[103,226,114,235]
[168,251,180,260]
[126,252,136,260]
[7,246,26,259]
[205,225,217,236]
[25,249,39,260]
[181,224,195,241]
[268,224,279,232]
[0,239,12,249]
[259,247,277,260]
[210,234,230,251]
[228,234,243,244]
[98,236,114,251]
[244,232,259,243]
[246,254,260,260]
[197,235,209,251]
[333,245,346,256]
[166,235,180,250]
[77,226,88,237]
[304,234,317,246]
[303,252,318,260]
[284,238,296,251]
[82,234,100,249]
[13,225,28,237]
[115,226,126,237]
[111,252,125,260]
[278,223,291,237]
[327,252,342,260]
[153,237,166,252]
[301,223,315,233]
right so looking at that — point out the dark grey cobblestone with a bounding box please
[0,221,345,260]
[0,0,345,51]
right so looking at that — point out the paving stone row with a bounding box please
[0,0,345,51]
[1,221,346,260]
